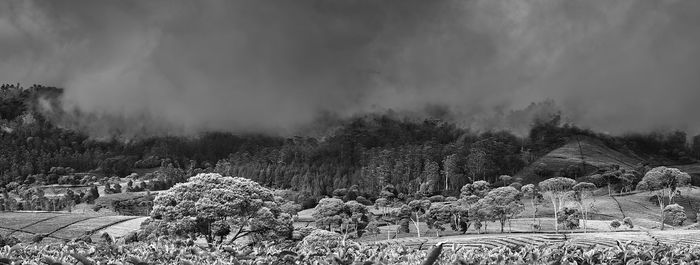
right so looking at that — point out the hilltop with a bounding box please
[516,136,646,184]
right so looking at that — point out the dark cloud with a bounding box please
[1,0,699,137]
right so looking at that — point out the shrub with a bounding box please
[292,226,317,241]
[0,234,20,247]
[664,204,687,226]
[299,229,342,248]
[610,220,621,230]
[355,196,372,206]
[623,217,634,228]
[556,207,580,230]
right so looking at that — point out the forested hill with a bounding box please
[1,83,698,200]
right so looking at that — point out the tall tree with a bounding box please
[466,148,487,181]
[400,199,431,238]
[538,177,577,233]
[571,182,596,233]
[442,154,460,191]
[521,184,543,229]
[636,166,691,230]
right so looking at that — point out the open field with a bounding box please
[0,212,143,243]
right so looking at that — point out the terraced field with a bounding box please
[373,230,700,250]
[0,212,144,243]
[651,230,700,246]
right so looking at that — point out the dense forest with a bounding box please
[1,83,698,201]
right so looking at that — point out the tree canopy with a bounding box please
[150,173,292,245]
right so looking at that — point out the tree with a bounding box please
[442,154,460,191]
[521,184,543,230]
[280,201,302,218]
[314,198,346,231]
[571,182,596,233]
[313,198,369,240]
[420,160,440,196]
[426,203,452,237]
[637,166,691,230]
[478,186,523,233]
[664,204,687,227]
[342,200,370,239]
[538,177,577,233]
[400,199,431,237]
[460,181,491,199]
[466,148,487,181]
[150,173,292,245]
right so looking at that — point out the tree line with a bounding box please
[1,83,698,202]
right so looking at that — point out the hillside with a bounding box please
[0,212,142,243]
[516,136,645,184]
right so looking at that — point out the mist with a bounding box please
[1,0,700,137]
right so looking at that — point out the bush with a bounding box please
[299,229,342,248]
[355,196,372,206]
[664,204,687,226]
[0,234,20,247]
[610,220,621,230]
[509,182,523,191]
[445,196,458,202]
[623,217,634,228]
[556,207,580,230]
[292,226,316,241]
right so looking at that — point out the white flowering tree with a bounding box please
[150,173,293,245]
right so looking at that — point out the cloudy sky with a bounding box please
[1,0,699,136]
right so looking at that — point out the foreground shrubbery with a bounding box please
[3,239,700,265]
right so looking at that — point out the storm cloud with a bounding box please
[1,0,699,136]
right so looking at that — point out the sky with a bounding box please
[1,0,700,137]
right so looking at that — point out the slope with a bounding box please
[517,136,645,184]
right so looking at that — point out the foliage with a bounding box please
[460,181,491,199]
[7,237,700,264]
[477,186,523,233]
[664,204,687,226]
[298,229,343,248]
[150,173,292,245]
[638,166,691,230]
[571,182,596,232]
[556,207,581,230]
[521,183,543,230]
[610,220,621,230]
[313,198,370,238]
[538,177,577,233]
[623,217,634,228]
[399,199,431,237]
